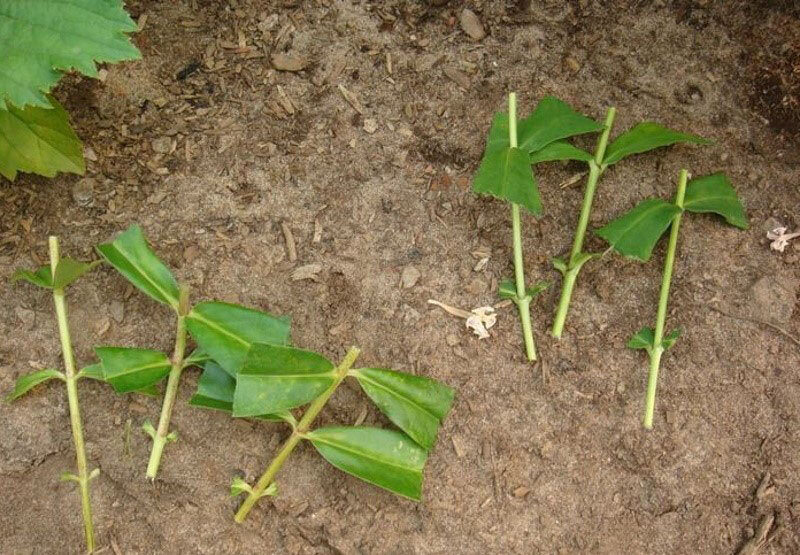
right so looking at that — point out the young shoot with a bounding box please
[473,93,602,360]
[94,225,291,479]
[9,237,102,552]
[595,170,748,428]
[188,343,454,522]
[551,115,712,339]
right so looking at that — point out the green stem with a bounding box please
[234,347,361,523]
[49,237,95,553]
[508,92,537,361]
[643,169,687,429]
[551,107,616,339]
[146,286,190,479]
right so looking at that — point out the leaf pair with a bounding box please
[12,257,100,290]
[628,327,682,353]
[473,97,603,215]
[596,173,748,261]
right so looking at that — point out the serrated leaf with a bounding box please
[77,363,104,381]
[351,368,454,450]
[684,172,748,229]
[0,0,141,110]
[6,369,64,401]
[627,327,655,351]
[603,122,710,167]
[528,140,594,164]
[96,225,180,310]
[307,427,428,500]
[595,199,682,261]
[473,147,541,215]
[662,327,682,350]
[517,96,603,153]
[188,360,290,423]
[233,344,335,417]
[185,301,291,376]
[0,96,84,180]
[95,346,172,393]
[12,265,53,288]
[52,258,100,289]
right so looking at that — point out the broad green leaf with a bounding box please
[183,348,211,369]
[188,360,289,422]
[528,140,594,164]
[627,327,655,351]
[77,363,104,381]
[134,384,160,397]
[6,369,65,401]
[95,347,172,393]
[595,199,682,261]
[0,97,84,180]
[498,279,549,301]
[603,122,710,167]
[480,112,511,157]
[307,427,428,500]
[185,301,291,376]
[517,96,603,153]
[96,225,180,310]
[351,368,454,450]
[0,0,141,110]
[663,327,682,350]
[12,265,53,288]
[684,173,748,229]
[233,343,334,417]
[473,147,541,215]
[52,259,100,289]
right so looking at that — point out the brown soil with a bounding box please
[1,1,799,553]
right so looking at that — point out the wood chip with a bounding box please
[460,9,486,41]
[271,52,308,72]
[737,513,775,555]
[451,435,467,458]
[281,221,297,262]
[444,66,471,89]
[338,84,364,114]
[291,263,322,281]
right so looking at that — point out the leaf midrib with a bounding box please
[359,373,440,421]
[310,434,422,473]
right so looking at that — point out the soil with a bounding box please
[1,1,799,553]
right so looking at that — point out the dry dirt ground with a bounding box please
[1,1,799,553]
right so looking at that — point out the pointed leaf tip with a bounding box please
[684,173,748,229]
[518,96,603,153]
[473,147,541,215]
[603,122,710,167]
[595,198,682,261]
[6,369,65,401]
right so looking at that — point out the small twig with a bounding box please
[281,221,297,262]
[706,304,800,348]
[427,299,471,319]
[736,513,775,555]
[559,171,588,189]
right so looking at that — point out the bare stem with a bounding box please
[643,169,687,429]
[234,347,361,523]
[49,237,95,553]
[146,286,190,479]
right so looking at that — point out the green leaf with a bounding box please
[480,112,510,157]
[12,265,53,288]
[627,327,655,351]
[595,199,682,261]
[0,96,84,181]
[95,346,172,393]
[6,369,65,401]
[351,368,454,450]
[684,173,748,229]
[96,225,181,310]
[603,122,710,167]
[307,427,428,500]
[662,327,682,350]
[528,140,594,164]
[52,259,100,289]
[183,348,211,369]
[473,147,541,215]
[233,344,335,417]
[0,0,141,110]
[185,301,291,376]
[517,96,603,153]
[498,279,549,301]
[552,257,568,275]
[77,363,104,381]
[188,360,290,423]
[135,384,161,397]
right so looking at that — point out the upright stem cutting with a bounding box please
[643,169,687,429]
[507,93,537,361]
[551,107,616,339]
[49,237,96,553]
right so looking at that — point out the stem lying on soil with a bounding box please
[234,347,361,523]
[49,237,96,553]
[643,169,687,429]
[146,286,190,479]
[507,93,537,361]
[551,107,616,339]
